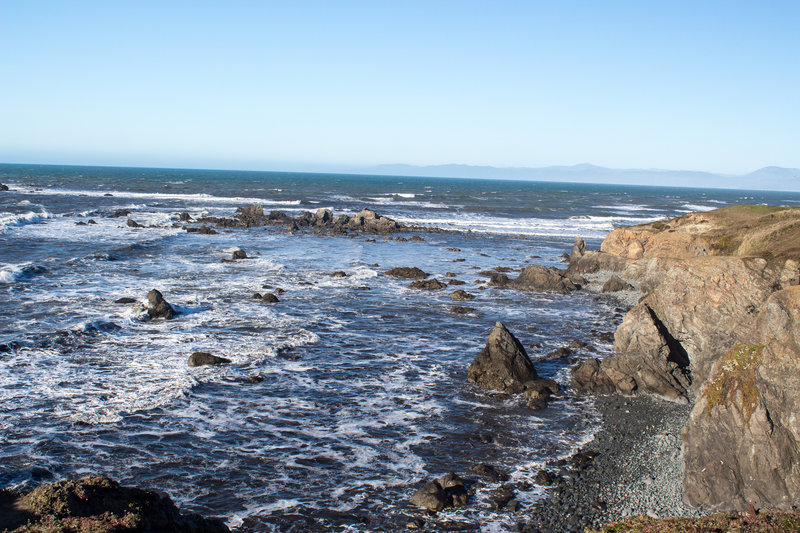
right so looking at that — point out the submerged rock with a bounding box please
[450,289,475,300]
[188,352,231,367]
[409,278,447,290]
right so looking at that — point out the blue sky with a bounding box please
[1,1,798,174]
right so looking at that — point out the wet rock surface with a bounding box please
[0,475,229,533]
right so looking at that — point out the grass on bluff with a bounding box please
[637,205,800,262]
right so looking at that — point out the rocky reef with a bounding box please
[568,205,800,512]
[0,475,229,532]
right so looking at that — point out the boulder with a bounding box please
[261,293,280,303]
[409,480,449,512]
[0,183,9,191]
[683,286,800,511]
[232,249,247,260]
[126,219,143,228]
[385,267,428,279]
[450,289,475,300]
[467,322,538,394]
[451,306,476,314]
[0,476,229,532]
[144,289,176,320]
[330,271,347,278]
[601,274,633,293]
[508,265,579,294]
[409,279,446,290]
[187,352,231,367]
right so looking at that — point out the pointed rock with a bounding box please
[468,322,538,393]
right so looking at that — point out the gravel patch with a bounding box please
[518,394,704,533]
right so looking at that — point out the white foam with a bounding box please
[0,209,52,232]
[14,185,300,207]
[680,203,717,212]
[394,212,666,238]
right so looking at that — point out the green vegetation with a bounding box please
[703,344,764,427]
[590,510,800,532]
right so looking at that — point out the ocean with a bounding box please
[2,164,799,532]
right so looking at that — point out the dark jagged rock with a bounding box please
[450,289,475,300]
[451,306,476,314]
[601,274,633,293]
[185,225,217,235]
[178,212,191,221]
[330,271,347,278]
[447,279,466,286]
[0,475,229,532]
[114,297,137,304]
[468,463,509,482]
[385,267,428,279]
[143,289,176,320]
[110,209,130,218]
[126,219,143,228]
[232,249,247,260]
[409,278,446,290]
[261,293,280,303]
[0,183,9,191]
[187,352,231,367]
[467,322,539,393]
[569,236,586,264]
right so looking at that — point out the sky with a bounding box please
[1,1,798,175]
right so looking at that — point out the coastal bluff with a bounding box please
[570,205,800,512]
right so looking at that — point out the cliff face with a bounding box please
[571,205,800,512]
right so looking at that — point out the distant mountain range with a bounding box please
[362,163,800,192]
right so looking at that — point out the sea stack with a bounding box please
[467,322,539,393]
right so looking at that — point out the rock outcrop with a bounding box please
[468,322,539,393]
[409,279,446,290]
[491,265,580,294]
[468,323,562,409]
[385,267,429,279]
[683,286,800,511]
[574,257,788,402]
[0,476,229,532]
[0,183,9,192]
[193,205,407,235]
[568,205,800,513]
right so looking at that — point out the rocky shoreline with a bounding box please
[519,394,701,533]
[5,203,799,532]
